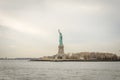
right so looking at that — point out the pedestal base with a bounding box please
[55,45,65,59]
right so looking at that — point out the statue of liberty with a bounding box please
[57,29,64,55]
[58,29,63,46]
[55,29,65,59]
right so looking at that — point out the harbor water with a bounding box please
[0,60,120,80]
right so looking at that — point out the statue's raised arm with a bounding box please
[58,29,61,34]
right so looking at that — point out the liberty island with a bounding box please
[30,30,120,62]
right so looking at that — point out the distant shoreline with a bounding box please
[0,59,120,62]
[30,59,120,62]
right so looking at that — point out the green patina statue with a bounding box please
[58,29,63,46]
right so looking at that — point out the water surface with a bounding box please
[0,60,120,80]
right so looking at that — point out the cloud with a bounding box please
[0,12,48,38]
[0,0,120,57]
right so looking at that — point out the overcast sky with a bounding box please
[0,0,120,58]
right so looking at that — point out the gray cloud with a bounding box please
[0,0,120,57]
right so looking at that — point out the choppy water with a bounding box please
[0,60,120,80]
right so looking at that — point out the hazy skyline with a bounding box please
[0,0,120,57]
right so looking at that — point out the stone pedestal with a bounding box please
[58,45,64,54]
[55,45,66,59]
